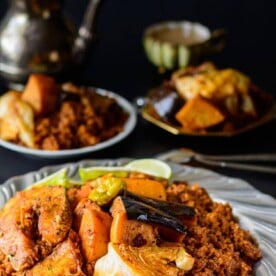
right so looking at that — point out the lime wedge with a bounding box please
[79,167,128,182]
[27,168,69,189]
[124,159,172,179]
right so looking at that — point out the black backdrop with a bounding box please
[0,0,276,96]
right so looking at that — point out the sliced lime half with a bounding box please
[124,159,172,179]
[79,167,128,182]
[79,159,172,181]
[27,168,68,189]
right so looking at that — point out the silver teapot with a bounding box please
[0,0,101,84]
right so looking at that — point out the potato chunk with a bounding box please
[22,74,59,115]
[0,91,35,147]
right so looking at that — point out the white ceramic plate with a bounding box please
[0,159,275,275]
[0,88,137,159]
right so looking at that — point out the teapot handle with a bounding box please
[73,0,102,65]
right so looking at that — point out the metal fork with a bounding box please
[157,148,276,174]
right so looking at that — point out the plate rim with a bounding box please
[0,159,275,274]
[141,99,276,137]
[0,88,137,159]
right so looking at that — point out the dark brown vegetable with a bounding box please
[121,196,187,233]
[124,190,195,217]
[148,82,185,124]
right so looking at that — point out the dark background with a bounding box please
[0,1,275,197]
[65,0,276,94]
[1,0,276,95]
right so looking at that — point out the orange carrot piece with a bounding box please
[79,208,112,262]
[122,178,167,200]
[110,212,128,243]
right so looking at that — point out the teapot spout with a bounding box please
[73,0,102,66]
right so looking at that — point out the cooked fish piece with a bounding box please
[0,186,72,271]
[0,248,14,275]
[0,195,39,271]
[67,183,93,210]
[27,186,72,245]
[94,242,194,276]
[17,230,85,276]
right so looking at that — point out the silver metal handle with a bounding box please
[196,153,276,162]
[73,0,102,65]
[194,156,276,174]
[157,149,276,174]
[132,96,148,113]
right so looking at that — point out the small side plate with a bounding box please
[140,99,276,137]
[0,88,137,159]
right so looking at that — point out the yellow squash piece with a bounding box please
[122,177,167,200]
